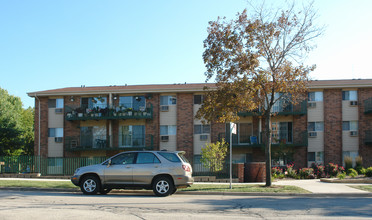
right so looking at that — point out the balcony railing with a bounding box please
[364,98,372,114]
[238,101,307,117]
[65,103,153,121]
[365,130,372,145]
[65,134,154,151]
[218,130,308,147]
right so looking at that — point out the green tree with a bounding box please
[201,139,228,172]
[0,88,34,156]
[197,1,323,186]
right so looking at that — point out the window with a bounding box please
[48,128,63,137]
[160,125,177,135]
[111,153,136,165]
[158,152,181,162]
[119,125,145,147]
[194,124,210,134]
[308,122,324,131]
[81,97,107,109]
[136,152,160,164]
[342,91,357,101]
[194,95,204,104]
[308,92,323,102]
[48,99,64,108]
[80,126,107,148]
[342,121,358,131]
[308,152,315,161]
[160,96,176,105]
[119,96,145,111]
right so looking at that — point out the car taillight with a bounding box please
[182,165,191,172]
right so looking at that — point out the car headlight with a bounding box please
[74,168,80,175]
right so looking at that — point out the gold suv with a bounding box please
[71,151,193,197]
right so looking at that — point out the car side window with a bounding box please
[136,152,161,164]
[158,152,181,162]
[111,153,136,165]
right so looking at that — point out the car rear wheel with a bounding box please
[80,175,100,195]
[153,177,174,197]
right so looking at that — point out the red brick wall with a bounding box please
[145,94,160,150]
[211,121,225,143]
[64,96,81,157]
[358,88,372,167]
[177,93,194,162]
[293,146,307,169]
[233,163,245,183]
[324,89,343,165]
[34,97,49,157]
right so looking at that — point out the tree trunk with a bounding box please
[265,113,272,187]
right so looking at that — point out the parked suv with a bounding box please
[71,151,193,197]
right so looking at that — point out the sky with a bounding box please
[0,0,371,108]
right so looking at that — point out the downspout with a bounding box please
[35,93,41,174]
[109,93,113,148]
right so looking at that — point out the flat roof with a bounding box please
[28,79,372,97]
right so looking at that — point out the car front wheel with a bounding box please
[153,177,174,197]
[80,175,100,195]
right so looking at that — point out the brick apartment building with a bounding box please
[28,79,372,171]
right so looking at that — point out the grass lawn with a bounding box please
[0,180,78,189]
[0,180,309,194]
[179,184,310,193]
[348,185,372,192]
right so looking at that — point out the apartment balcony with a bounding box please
[238,101,307,117]
[364,98,372,114]
[65,135,154,151]
[65,104,153,121]
[218,130,308,148]
[365,130,372,145]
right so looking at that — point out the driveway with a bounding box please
[274,179,370,194]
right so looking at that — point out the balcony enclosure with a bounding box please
[65,96,153,120]
[238,100,307,117]
[220,122,307,147]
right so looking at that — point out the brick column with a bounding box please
[145,94,160,150]
[211,121,225,143]
[324,89,343,165]
[64,96,81,157]
[358,88,372,167]
[34,97,49,157]
[293,114,307,168]
[177,93,194,162]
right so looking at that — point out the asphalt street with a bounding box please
[0,190,371,220]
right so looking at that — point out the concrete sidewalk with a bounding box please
[274,179,370,194]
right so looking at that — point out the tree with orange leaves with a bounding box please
[196,1,324,186]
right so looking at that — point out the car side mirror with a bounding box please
[107,159,112,168]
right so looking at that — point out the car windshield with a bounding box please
[158,152,181,162]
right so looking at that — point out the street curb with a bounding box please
[0,187,371,197]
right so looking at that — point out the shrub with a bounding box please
[344,156,353,171]
[325,163,340,177]
[337,172,346,180]
[365,167,372,177]
[311,163,325,178]
[298,168,315,179]
[355,156,363,168]
[272,167,284,179]
[356,167,366,175]
[285,163,297,179]
[347,168,358,178]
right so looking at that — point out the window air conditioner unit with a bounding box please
[200,135,209,141]
[308,132,317,137]
[350,101,358,106]
[55,108,63,113]
[160,106,169,112]
[308,102,316,108]
[160,135,169,142]
[350,131,358,136]
[55,137,63,143]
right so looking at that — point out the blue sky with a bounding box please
[1,0,371,108]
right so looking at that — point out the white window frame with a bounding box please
[160,125,177,135]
